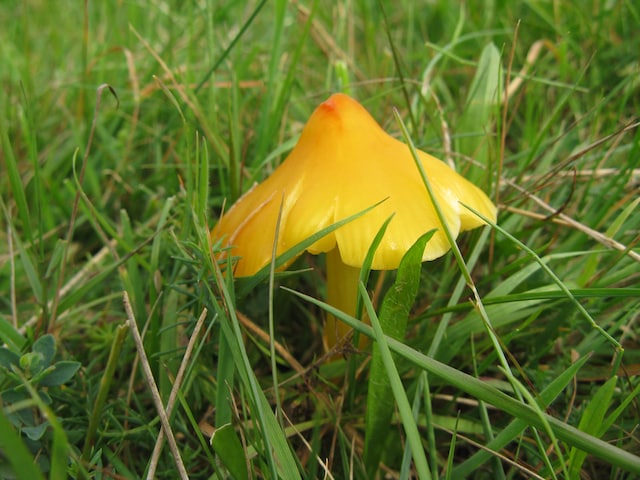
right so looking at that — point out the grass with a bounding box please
[1,0,639,478]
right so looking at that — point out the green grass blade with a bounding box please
[359,283,431,480]
[194,0,268,94]
[568,376,617,477]
[463,203,622,352]
[364,231,434,474]
[235,199,388,297]
[456,42,502,181]
[0,316,26,351]
[82,323,129,462]
[211,423,249,480]
[452,353,592,476]
[1,125,32,244]
[0,406,45,480]
[211,263,301,479]
[252,0,289,164]
[8,218,43,305]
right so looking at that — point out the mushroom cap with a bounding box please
[212,93,497,276]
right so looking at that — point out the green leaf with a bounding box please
[364,231,434,475]
[0,348,20,369]
[39,361,81,387]
[211,423,249,480]
[355,214,395,320]
[22,422,49,441]
[31,334,56,368]
[19,352,46,377]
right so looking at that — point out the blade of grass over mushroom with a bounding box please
[283,288,640,475]
[268,197,285,428]
[393,116,553,469]
[394,110,524,401]
[235,199,388,298]
[345,213,395,400]
[364,230,434,474]
[359,282,432,480]
[354,213,395,321]
[426,225,492,358]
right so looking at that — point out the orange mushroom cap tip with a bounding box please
[211,93,497,277]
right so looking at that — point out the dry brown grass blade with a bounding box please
[237,311,305,374]
[501,178,640,263]
[504,38,558,103]
[146,308,208,479]
[123,291,189,480]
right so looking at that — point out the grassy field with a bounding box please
[1,1,639,478]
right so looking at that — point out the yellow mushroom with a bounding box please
[211,93,497,351]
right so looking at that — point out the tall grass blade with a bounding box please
[364,231,433,474]
[360,283,431,479]
[456,42,502,182]
[211,423,249,480]
[1,126,32,243]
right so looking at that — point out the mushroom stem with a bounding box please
[323,248,368,352]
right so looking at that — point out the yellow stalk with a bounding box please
[323,248,368,352]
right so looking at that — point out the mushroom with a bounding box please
[211,93,497,351]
